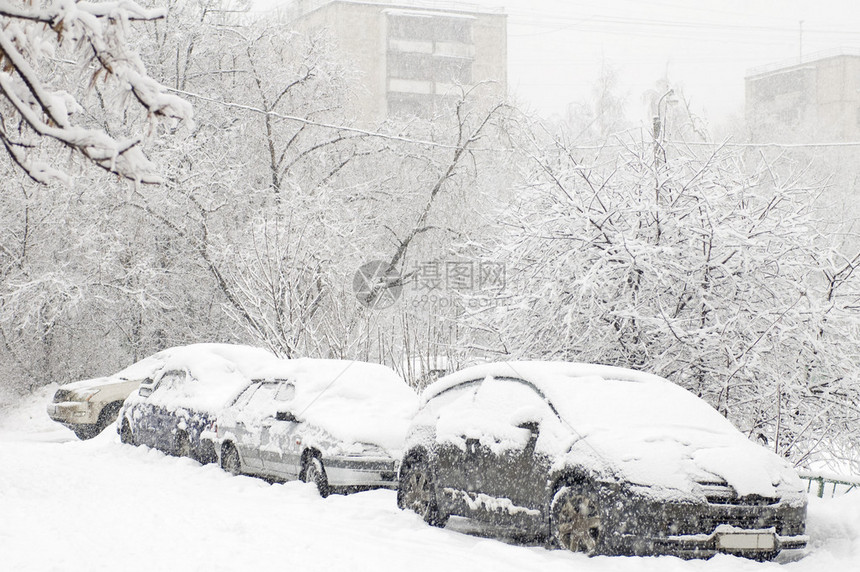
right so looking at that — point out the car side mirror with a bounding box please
[518,421,540,436]
[276,411,299,423]
[139,386,153,398]
[517,421,540,453]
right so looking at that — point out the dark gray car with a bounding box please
[397,361,807,560]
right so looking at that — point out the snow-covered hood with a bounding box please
[558,419,804,502]
[60,376,114,392]
[542,372,804,500]
[60,355,167,393]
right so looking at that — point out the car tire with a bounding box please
[174,431,192,458]
[397,460,448,528]
[550,485,604,556]
[301,455,330,498]
[120,419,134,445]
[72,424,98,440]
[96,402,122,433]
[221,443,242,476]
[198,440,218,465]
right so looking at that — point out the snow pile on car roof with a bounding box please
[130,344,280,411]
[252,358,417,452]
[427,361,803,501]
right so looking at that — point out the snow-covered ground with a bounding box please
[2,387,859,572]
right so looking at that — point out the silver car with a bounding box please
[216,359,417,496]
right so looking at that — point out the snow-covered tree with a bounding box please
[472,133,860,463]
[0,0,192,184]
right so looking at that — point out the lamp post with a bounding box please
[653,88,675,166]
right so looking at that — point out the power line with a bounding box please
[165,86,515,152]
[167,87,860,152]
[505,11,860,37]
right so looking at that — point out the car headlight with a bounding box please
[72,389,101,402]
[359,443,387,456]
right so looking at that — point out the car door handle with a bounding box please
[465,438,480,456]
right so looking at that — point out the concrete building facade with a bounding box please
[286,0,507,123]
[745,49,860,142]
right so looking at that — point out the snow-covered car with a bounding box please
[47,355,164,440]
[397,362,808,560]
[118,343,279,463]
[216,359,417,497]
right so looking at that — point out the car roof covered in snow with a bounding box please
[128,343,280,411]
[423,361,664,403]
[424,361,739,439]
[248,358,418,451]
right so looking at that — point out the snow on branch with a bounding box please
[0,0,192,184]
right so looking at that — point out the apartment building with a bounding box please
[286,0,507,122]
[745,49,860,142]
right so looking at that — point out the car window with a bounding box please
[241,382,281,419]
[426,380,480,414]
[275,382,296,402]
[474,377,553,428]
[157,370,187,392]
[232,383,260,408]
[436,376,555,451]
[422,379,482,436]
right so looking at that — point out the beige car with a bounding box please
[48,356,163,440]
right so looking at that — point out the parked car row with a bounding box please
[48,344,808,560]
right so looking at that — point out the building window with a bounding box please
[388,52,471,84]
[388,14,472,43]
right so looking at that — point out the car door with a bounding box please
[234,381,281,474]
[225,382,262,473]
[131,376,160,446]
[141,369,187,451]
[261,381,301,479]
[428,380,482,516]
[459,376,554,525]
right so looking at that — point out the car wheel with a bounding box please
[120,419,134,445]
[302,455,330,498]
[397,460,448,527]
[551,485,603,555]
[72,424,98,440]
[96,402,122,433]
[174,431,192,458]
[221,443,241,476]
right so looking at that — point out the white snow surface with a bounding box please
[1,388,859,571]
[248,358,418,453]
[426,362,804,501]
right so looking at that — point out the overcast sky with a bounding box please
[485,0,860,127]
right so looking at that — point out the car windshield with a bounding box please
[539,374,738,436]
